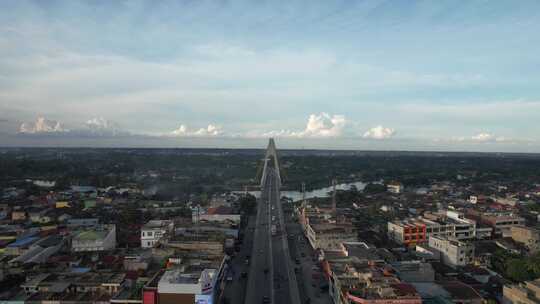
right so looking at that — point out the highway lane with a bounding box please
[245,166,300,304]
[244,168,273,304]
[221,215,256,304]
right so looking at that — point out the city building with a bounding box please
[323,257,422,304]
[510,226,540,254]
[193,206,241,224]
[299,210,357,251]
[8,235,64,264]
[71,224,116,252]
[387,182,403,194]
[156,256,225,304]
[67,218,99,228]
[141,220,174,248]
[391,261,435,283]
[466,211,526,237]
[428,235,474,268]
[503,279,540,304]
[388,211,477,246]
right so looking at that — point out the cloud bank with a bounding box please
[263,113,346,138]
[363,126,396,139]
[18,117,127,136]
[170,124,223,137]
[19,117,68,134]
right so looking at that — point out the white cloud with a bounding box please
[19,117,68,134]
[363,126,396,139]
[84,117,125,136]
[303,113,346,137]
[471,132,494,142]
[263,113,346,138]
[170,124,223,137]
[450,132,509,143]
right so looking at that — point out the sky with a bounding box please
[1,0,540,152]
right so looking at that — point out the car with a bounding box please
[262,296,270,303]
[226,275,233,282]
[301,252,306,257]
[295,258,300,264]
[241,272,248,278]
[294,267,299,273]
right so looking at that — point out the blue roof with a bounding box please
[71,267,91,273]
[7,236,39,247]
[70,186,96,192]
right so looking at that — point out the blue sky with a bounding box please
[1,0,539,151]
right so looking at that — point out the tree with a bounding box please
[526,252,540,276]
[506,258,532,282]
[363,183,386,194]
[239,194,257,215]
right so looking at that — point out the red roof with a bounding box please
[207,205,233,215]
[391,283,419,297]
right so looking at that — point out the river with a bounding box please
[240,181,367,202]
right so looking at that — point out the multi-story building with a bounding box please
[71,224,116,252]
[141,220,174,248]
[388,213,476,246]
[157,268,217,304]
[155,256,226,304]
[323,257,422,304]
[298,206,357,252]
[428,235,474,268]
[511,226,540,254]
[482,213,526,237]
[466,211,525,237]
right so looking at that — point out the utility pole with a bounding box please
[301,182,306,208]
[331,178,337,214]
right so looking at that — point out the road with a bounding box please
[221,215,255,304]
[286,215,332,304]
[244,167,301,304]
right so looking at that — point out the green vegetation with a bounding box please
[363,183,386,194]
[2,149,540,201]
[491,249,540,282]
[239,194,257,215]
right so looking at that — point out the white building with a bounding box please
[157,268,217,303]
[72,224,116,252]
[387,182,403,194]
[428,235,474,268]
[141,220,174,248]
[192,206,241,224]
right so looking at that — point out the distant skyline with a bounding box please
[1,1,540,152]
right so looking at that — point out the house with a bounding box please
[141,220,174,248]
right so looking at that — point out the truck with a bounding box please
[271,224,277,236]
